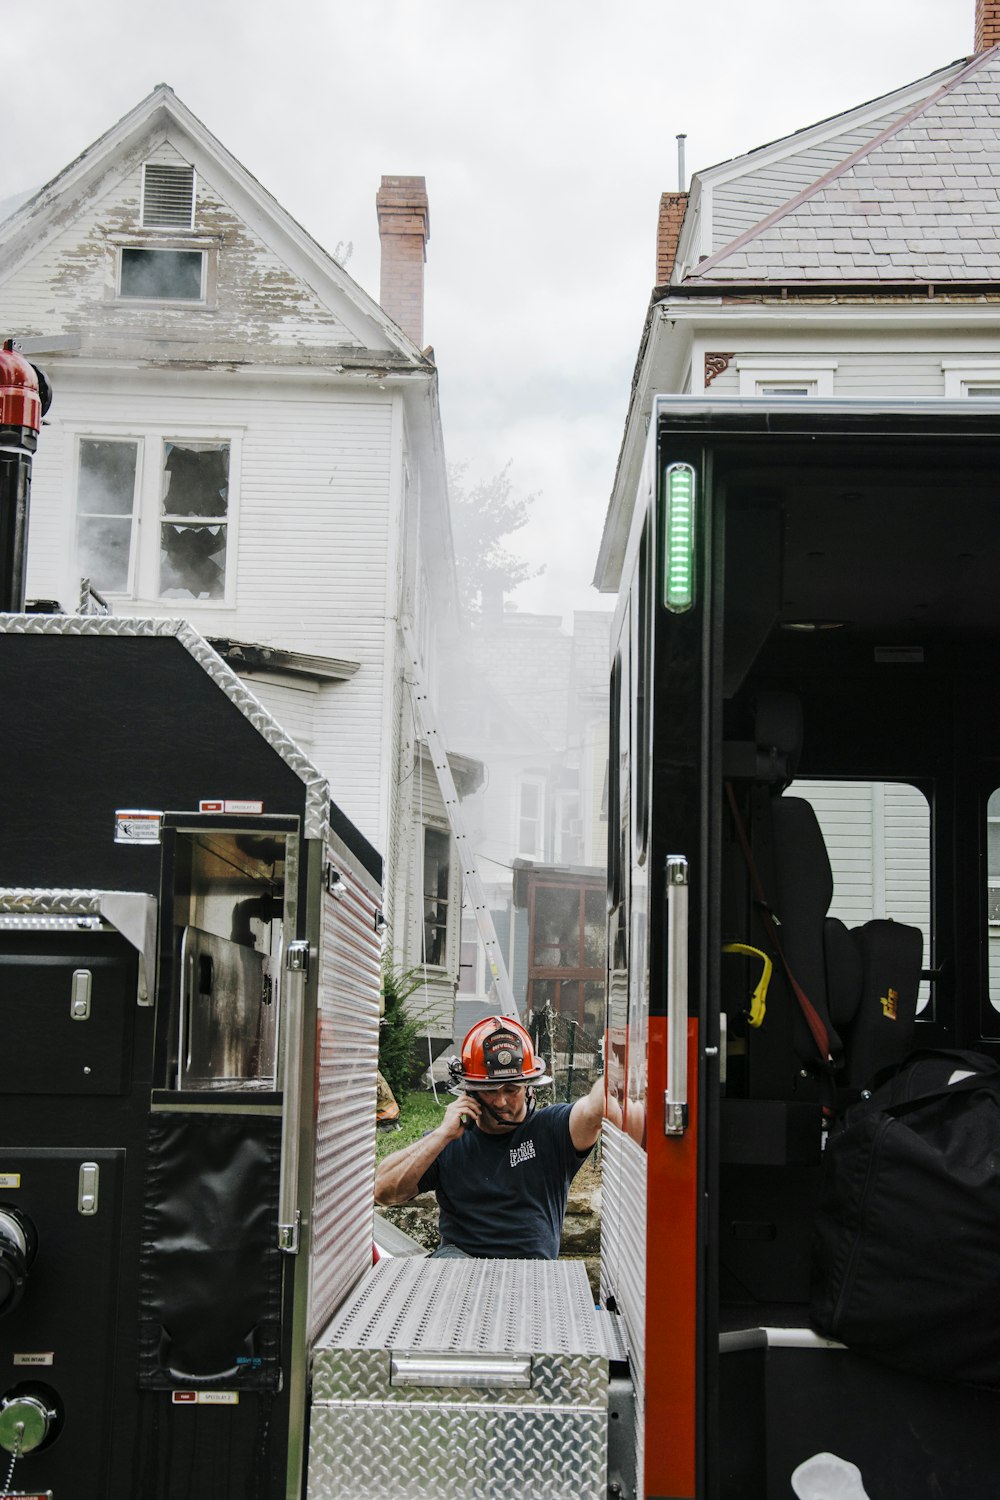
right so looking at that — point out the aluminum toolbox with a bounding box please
[308,1257,624,1499]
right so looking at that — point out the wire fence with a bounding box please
[528,1001,603,1105]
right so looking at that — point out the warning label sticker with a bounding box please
[171,1391,240,1406]
[0,1174,20,1189]
[114,810,162,845]
[198,800,264,815]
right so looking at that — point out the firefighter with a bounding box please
[373,1015,614,1259]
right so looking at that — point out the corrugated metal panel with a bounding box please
[599,1123,646,1495]
[309,848,383,1340]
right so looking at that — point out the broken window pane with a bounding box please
[120,247,204,300]
[76,438,139,593]
[159,441,229,600]
[423,827,451,966]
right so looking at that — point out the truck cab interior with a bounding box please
[698,407,1000,1495]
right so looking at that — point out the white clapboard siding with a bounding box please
[828,353,946,396]
[238,674,318,755]
[0,157,360,354]
[793,778,931,927]
[27,383,396,848]
[711,107,911,249]
[989,935,1000,1012]
[703,351,950,399]
[794,778,932,1009]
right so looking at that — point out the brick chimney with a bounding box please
[656,191,689,285]
[376,176,430,347]
[975,0,1000,50]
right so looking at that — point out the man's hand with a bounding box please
[441,1091,482,1139]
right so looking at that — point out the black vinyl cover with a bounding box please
[138,1112,283,1390]
[842,918,923,1089]
[811,1050,1000,1387]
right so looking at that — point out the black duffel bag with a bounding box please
[811,1049,1000,1387]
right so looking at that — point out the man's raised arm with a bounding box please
[569,1073,622,1152]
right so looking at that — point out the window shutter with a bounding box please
[141,163,195,229]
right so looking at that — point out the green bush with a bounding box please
[378,965,431,1102]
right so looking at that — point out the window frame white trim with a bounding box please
[69,422,244,609]
[108,235,219,308]
[735,358,838,397]
[942,361,1000,398]
[418,817,460,974]
[515,775,547,861]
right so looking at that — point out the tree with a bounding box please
[448,462,542,619]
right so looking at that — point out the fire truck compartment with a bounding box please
[308,1256,626,1500]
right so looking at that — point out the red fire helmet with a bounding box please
[450,1015,553,1091]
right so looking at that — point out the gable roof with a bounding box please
[682,46,1000,285]
[0,83,426,364]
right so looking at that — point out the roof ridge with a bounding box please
[687,45,999,282]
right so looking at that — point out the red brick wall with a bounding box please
[975,0,1000,51]
[656,192,688,285]
[376,176,429,348]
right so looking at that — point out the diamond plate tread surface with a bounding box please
[315,1256,602,1356]
[312,1348,607,1406]
[307,1401,607,1499]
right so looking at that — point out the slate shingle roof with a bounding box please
[689,47,1000,283]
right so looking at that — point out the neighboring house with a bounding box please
[596,0,1000,1008]
[0,84,466,1039]
[443,608,610,1033]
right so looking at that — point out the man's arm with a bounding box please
[374,1092,482,1205]
[569,1074,622,1152]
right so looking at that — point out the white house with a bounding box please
[0,84,466,1037]
[443,608,610,1035]
[596,0,1000,1010]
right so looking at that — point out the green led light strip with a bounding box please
[663,462,695,612]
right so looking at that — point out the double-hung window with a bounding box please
[75,432,239,603]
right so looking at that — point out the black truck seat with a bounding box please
[726,692,923,1096]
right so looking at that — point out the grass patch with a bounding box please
[375,1088,450,1161]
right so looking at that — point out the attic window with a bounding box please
[120,247,204,300]
[141,163,195,229]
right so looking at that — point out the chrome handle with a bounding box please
[665,855,689,1137]
[390,1353,531,1389]
[278,940,308,1253]
[176,926,193,1090]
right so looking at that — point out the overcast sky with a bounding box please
[4,0,973,626]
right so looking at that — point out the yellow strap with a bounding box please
[722,943,773,1028]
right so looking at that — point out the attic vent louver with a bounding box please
[141,163,195,229]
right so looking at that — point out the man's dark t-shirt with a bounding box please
[417,1101,590,1259]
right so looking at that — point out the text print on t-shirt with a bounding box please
[510,1138,537,1168]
